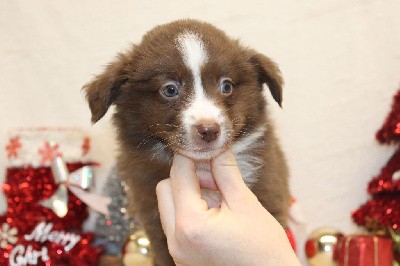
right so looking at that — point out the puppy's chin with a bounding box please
[177,147,227,161]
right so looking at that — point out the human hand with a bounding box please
[156,150,301,266]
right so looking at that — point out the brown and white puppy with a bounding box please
[84,19,290,265]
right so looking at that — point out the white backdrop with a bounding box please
[1,1,400,264]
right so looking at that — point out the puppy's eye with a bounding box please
[161,83,179,98]
[220,79,233,95]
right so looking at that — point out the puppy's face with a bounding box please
[85,20,283,161]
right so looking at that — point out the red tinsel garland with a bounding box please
[376,90,400,144]
[352,193,400,231]
[368,148,400,194]
[352,147,400,231]
[2,163,89,231]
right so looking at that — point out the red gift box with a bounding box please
[335,235,393,266]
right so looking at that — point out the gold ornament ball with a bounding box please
[305,227,343,266]
[123,229,153,266]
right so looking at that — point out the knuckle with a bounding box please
[156,179,169,194]
[175,218,204,245]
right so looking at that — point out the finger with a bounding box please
[196,170,218,191]
[156,178,175,237]
[211,150,252,207]
[170,154,208,216]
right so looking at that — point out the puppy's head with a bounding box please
[84,19,283,160]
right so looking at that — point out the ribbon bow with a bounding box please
[39,157,111,218]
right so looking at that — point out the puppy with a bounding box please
[84,19,290,265]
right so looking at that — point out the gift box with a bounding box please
[335,235,393,266]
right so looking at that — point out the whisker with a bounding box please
[137,136,152,148]
[141,123,179,134]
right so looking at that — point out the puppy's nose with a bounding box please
[196,122,220,143]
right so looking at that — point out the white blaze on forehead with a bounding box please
[176,32,208,96]
[177,33,221,121]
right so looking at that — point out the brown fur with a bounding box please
[84,19,290,265]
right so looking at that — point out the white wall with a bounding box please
[1,1,400,264]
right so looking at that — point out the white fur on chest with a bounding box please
[232,126,265,187]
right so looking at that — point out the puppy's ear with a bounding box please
[83,53,129,123]
[250,53,284,107]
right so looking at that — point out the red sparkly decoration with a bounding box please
[2,163,89,230]
[352,88,400,263]
[0,162,102,265]
[376,90,400,144]
[368,149,400,194]
[352,193,400,230]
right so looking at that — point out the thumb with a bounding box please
[211,150,253,208]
